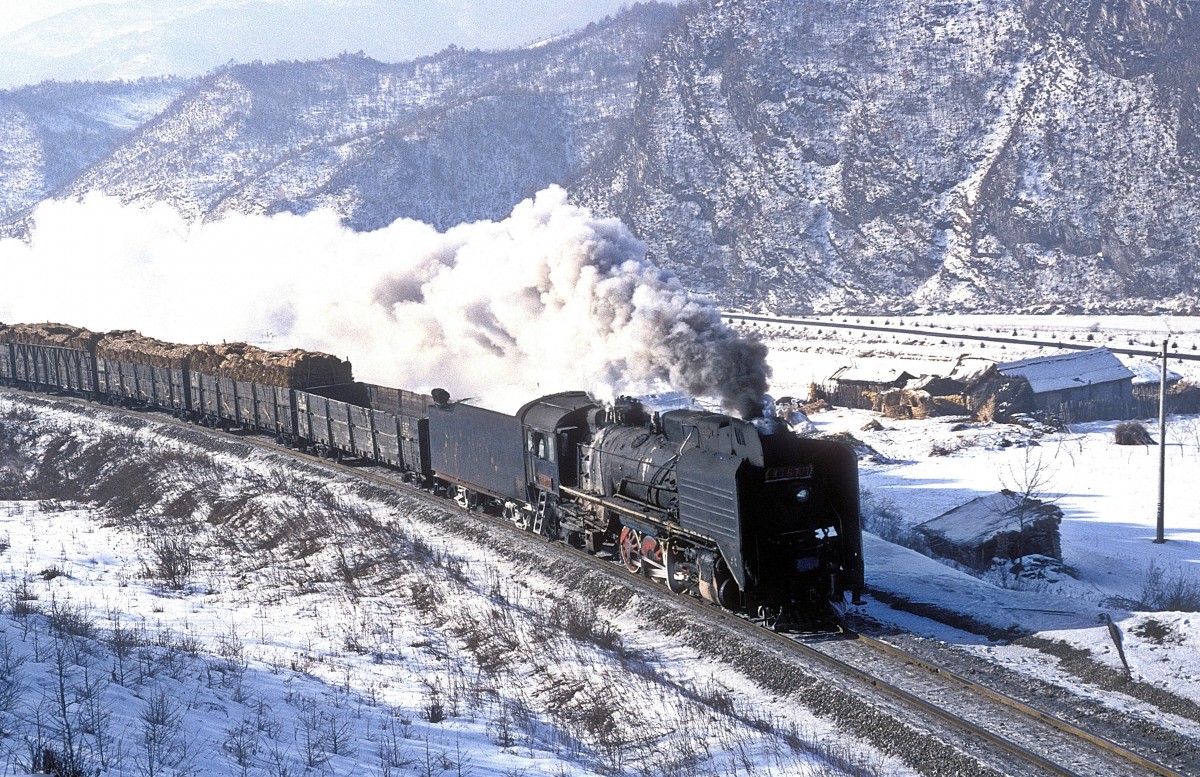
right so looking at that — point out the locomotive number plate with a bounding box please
[764,465,813,482]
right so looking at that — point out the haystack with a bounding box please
[875,388,936,420]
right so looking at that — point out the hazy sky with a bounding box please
[0,0,678,89]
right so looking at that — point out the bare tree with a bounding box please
[998,441,1060,574]
[43,629,91,777]
[222,718,258,777]
[291,695,330,769]
[0,634,26,738]
[144,532,194,590]
[135,686,194,777]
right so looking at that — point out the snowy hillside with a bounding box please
[0,394,905,777]
[1,4,680,235]
[0,79,186,223]
[4,0,1198,315]
[577,0,1200,314]
[1,314,1199,774]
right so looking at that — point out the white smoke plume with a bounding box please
[0,187,770,415]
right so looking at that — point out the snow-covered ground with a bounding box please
[753,315,1200,722]
[0,394,906,777]
[1,314,1199,775]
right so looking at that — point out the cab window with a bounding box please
[528,430,553,461]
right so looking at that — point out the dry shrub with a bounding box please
[1114,421,1154,445]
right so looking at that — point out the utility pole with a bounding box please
[1154,339,1167,544]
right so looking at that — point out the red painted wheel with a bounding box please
[640,535,663,566]
[618,526,641,573]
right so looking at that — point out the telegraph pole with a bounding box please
[1154,339,1167,544]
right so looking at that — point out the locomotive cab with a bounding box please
[514,392,600,538]
[516,391,598,494]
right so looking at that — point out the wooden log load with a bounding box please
[0,322,104,350]
[190,342,352,388]
[0,322,352,389]
[97,331,197,369]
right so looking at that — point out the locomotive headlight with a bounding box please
[794,487,811,503]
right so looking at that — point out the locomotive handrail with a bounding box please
[559,485,709,542]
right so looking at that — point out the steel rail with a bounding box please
[1,387,1186,776]
[843,629,1184,777]
[774,633,1079,776]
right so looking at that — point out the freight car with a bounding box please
[0,322,863,627]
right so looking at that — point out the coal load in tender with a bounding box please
[0,322,105,350]
[190,342,352,388]
[97,331,197,369]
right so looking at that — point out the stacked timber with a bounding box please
[0,322,103,350]
[97,331,197,369]
[191,342,352,388]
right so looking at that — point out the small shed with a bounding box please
[1128,361,1182,400]
[995,348,1134,421]
[915,491,1063,571]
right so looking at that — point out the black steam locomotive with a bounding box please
[0,323,863,627]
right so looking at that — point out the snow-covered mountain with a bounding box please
[2,0,1198,316]
[0,78,186,222]
[0,3,679,233]
[0,0,658,89]
[575,0,1200,314]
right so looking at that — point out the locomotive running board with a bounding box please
[558,485,709,544]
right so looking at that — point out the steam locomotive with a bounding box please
[0,323,863,628]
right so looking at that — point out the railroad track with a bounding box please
[796,628,1188,777]
[3,388,1192,776]
[629,574,1188,777]
[286,453,1192,776]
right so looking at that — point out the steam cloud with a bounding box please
[0,187,770,415]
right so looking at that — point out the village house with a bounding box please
[994,348,1134,422]
[914,491,1064,571]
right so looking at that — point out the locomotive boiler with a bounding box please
[481,392,864,628]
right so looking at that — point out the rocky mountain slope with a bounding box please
[2,0,1198,315]
[576,0,1200,314]
[0,78,185,222]
[44,3,678,233]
